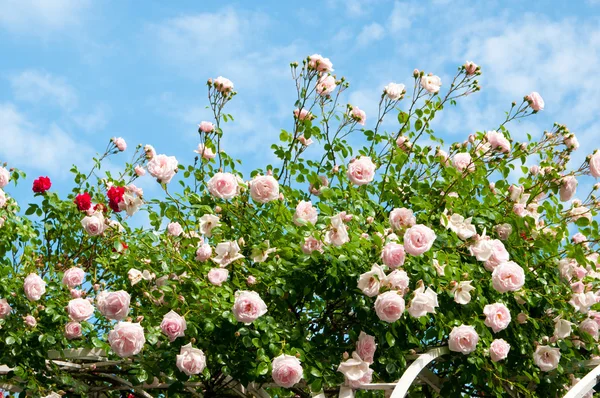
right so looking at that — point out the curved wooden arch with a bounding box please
[390,346,449,398]
[564,362,600,398]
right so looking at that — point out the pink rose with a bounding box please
[160,310,187,342]
[176,343,206,375]
[316,74,336,96]
[484,240,510,271]
[579,319,599,341]
[147,154,178,184]
[492,261,525,293]
[572,232,587,245]
[517,313,528,324]
[495,223,512,241]
[272,354,303,388]
[194,144,216,160]
[533,346,560,371]
[0,167,9,188]
[309,175,329,195]
[564,134,579,150]
[374,291,405,323]
[347,156,376,186]
[452,152,474,172]
[97,290,130,321]
[571,281,585,293]
[208,268,229,286]
[198,121,215,133]
[403,224,436,256]
[108,322,145,358]
[358,264,385,297]
[294,108,312,121]
[486,130,511,153]
[448,325,479,354]
[464,61,478,75]
[590,152,600,178]
[560,175,578,202]
[232,291,267,323]
[356,332,377,363]
[134,165,146,176]
[212,241,244,267]
[384,82,405,101]
[420,74,442,93]
[570,292,598,313]
[338,352,370,382]
[65,321,82,339]
[24,273,46,301]
[347,367,373,389]
[167,221,183,236]
[407,285,438,318]
[62,267,85,288]
[199,214,220,237]
[0,298,11,318]
[207,172,239,200]
[526,92,544,111]
[302,236,323,254]
[213,76,234,93]
[0,189,6,208]
[247,275,257,285]
[390,208,416,230]
[324,214,349,246]
[195,243,212,261]
[384,269,410,294]
[112,137,127,151]
[483,303,511,333]
[381,242,406,269]
[67,298,95,322]
[297,135,313,146]
[396,136,412,151]
[489,339,510,362]
[24,315,37,327]
[250,175,280,204]
[144,144,156,159]
[308,54,333,72]
[350,106,366,125]
[451,281,475,305]
[293,201,318,226]
[81,212,106,236]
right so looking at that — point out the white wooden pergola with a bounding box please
[1,346,598,397]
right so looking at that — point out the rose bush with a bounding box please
[0,55,598,397]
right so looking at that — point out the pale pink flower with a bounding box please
[324,214,349,246]
[452,152,474,172]
[195,243,212,261]
[297,135,313,146]
[81,211,106,236]
[492,261,525,293]
[533,346,560,371]
[208,172,240,200]
[294,108,312,121]
[24,274,46,301]
[443,213,476,240]
[375,291,405,323]
[316,74,336,95]
[356,332,377,363]
[176,344,206,375]
[560,175,578,202]
[403,224,436,256]
[448,325,479,354]
[250,175,279,204]
[337,352,369,381]
[517,313,528,324]
[495,223,512,240]
[194,144,216,160]
[134,166,146,176]
[232,291,267,323]
[293,201,318,226]
[309,175,329,195]
[451,281,475,305]
[198,213,220,237]
[144,144,156,159]
[464,61,478,75]
[590,152,600,178]
[62,267,85,288]
[408,285,438,318]
[251,241,276,263]
[381,242,406,269]
[212,241,244,267]
[358,264,385,297]
[108,322,145,358]
[483,303,511,333]
[564,134,579,150]
[0,189,6,208]
[97,290,130,321]
[24,315,37,327]
[207,268,229,286]
[420,75,442,93]
[308,54,333,72]
[390,208,416,230]
[147,154,178,184]
[486,130,511,153]
[526,92,544,111]
[484,240,510,271]
[272,354,303,388]
[167,222,183,237]
[554,317,573,339]
[65,321,82,339]
[68,298,95,322]
[489,339,510,362]
[302,236,323,254]
[384,82,405,100]
[570,292,598,314]
[347,156,376,186]
[0,167,9,188]
[350,106,366,125]
[112,137,127,151]
[198,121,215,133]
[160,310,187,342]
[0,298,11,319]
[579,319,599,341]
[213,76,234,93]
[396,136,412,151]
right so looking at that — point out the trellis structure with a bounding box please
[1,347,598,397]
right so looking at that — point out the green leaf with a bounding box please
[6,336,15,345]
[386,331,395,347]
[257,362,269,375]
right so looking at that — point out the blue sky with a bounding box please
[1,0,599,201]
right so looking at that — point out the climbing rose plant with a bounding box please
[0,54,600,397]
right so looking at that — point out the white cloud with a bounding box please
[0,103,94,176]
[0,0,89,34]
[72,106,110,132]
[9,70,78,110]
[388,1,420,33]
[357,23,385,47]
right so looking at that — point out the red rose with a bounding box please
[32,176,51,193]
[107,186,125,212]
[74,192,92,211]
